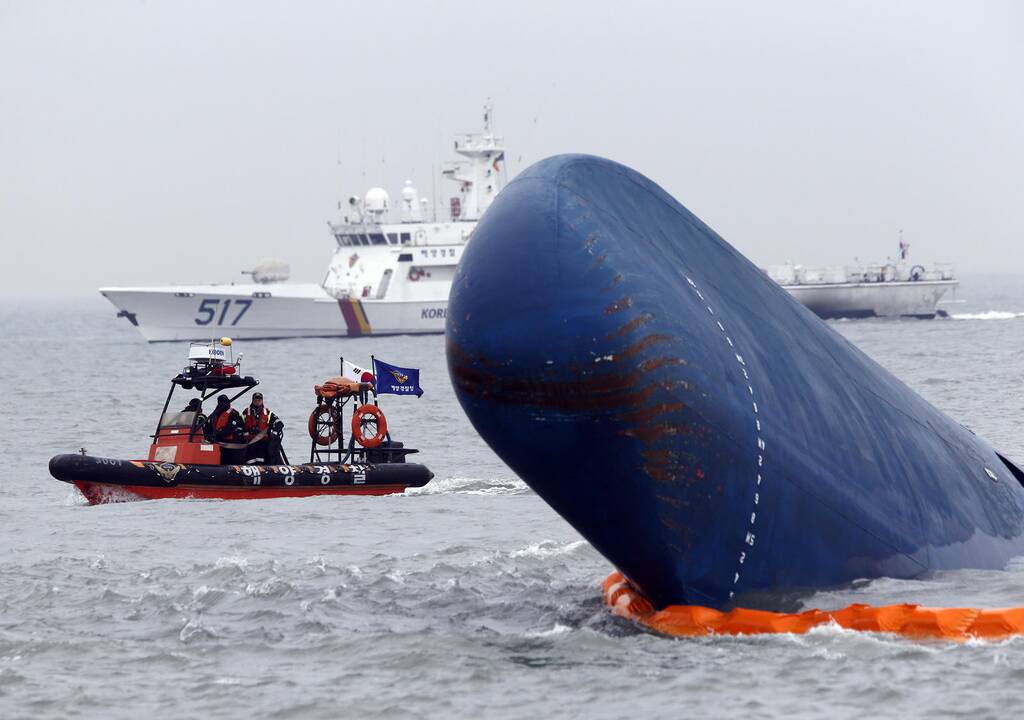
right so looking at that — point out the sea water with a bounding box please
[1,275,1023,719]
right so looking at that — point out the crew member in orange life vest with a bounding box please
[206,395,244,443]
[243,392,282,462]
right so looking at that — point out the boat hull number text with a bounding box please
[194,298,253,326]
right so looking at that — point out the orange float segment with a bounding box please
[602,570,1024,641]
[647,605,729,636]
[967,608,1024,639]
[828,603,928,634]
[901,607,977,639]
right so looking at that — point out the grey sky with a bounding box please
[2,0,1021,301]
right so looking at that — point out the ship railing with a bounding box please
[786,264,897,285]
[841,262,957,283]
[765,261,957,286]
[841,264,893,284]
[453,132,505,152]
[331,205,482,228]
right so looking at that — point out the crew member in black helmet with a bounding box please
[183,397,207,437]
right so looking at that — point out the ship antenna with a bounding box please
[483,98,493,135]
[431,162,437,223]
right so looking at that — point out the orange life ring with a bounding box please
[352,404,387,448]
[307,405,340,445]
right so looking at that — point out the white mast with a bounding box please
[442,99,506,221]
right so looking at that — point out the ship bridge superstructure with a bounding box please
[442,100,505,222]
[321,102,507,303]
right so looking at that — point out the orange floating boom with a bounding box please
[603,571,1024,641]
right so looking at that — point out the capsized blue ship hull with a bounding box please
[446,154,1024,609]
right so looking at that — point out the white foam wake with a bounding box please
[508,539,588,558]
[950,310,1024,321]
[404,476,530,496]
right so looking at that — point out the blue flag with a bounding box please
[373,358,424,398]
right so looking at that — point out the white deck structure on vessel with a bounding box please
[763,246,958,319]
[102,103,507,342]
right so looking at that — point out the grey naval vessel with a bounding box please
[763,239,957,319]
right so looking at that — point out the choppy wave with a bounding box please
[11,304,1024,718]
[950,310,1024,320]
[12,496,1024,719]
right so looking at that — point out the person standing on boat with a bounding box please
[243,392,281,463]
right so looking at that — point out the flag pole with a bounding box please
[371,354,378,406]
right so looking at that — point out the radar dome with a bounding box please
[401,180,421,222]
[401,180,417,203]
[365,188,389,213]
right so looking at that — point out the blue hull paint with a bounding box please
[446,155,1024,609]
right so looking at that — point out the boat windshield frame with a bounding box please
[153,374,260,442]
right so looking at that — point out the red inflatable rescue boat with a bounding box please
[49,339,432,504]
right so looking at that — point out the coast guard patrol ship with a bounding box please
[102,103,506,341]
[763,236,958,319]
